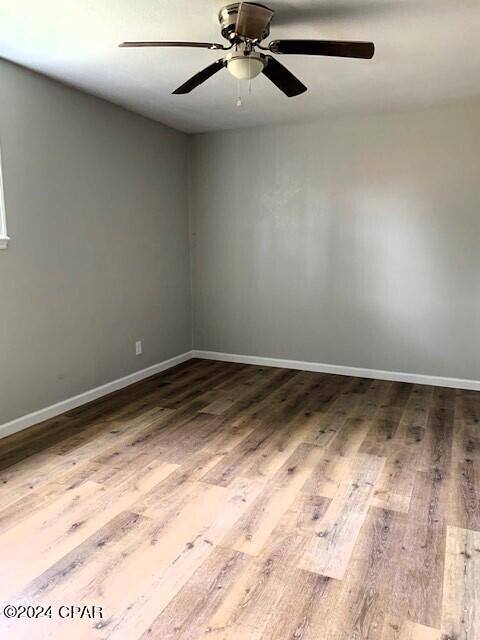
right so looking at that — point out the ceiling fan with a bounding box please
[119,2,374,97]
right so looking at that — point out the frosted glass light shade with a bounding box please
[227,56,264,80]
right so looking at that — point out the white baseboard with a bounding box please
[192,350,480,392]
[0,351,194,441]
[2,348,478,442]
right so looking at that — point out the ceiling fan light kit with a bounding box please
[226,49,265,80]
[120,2,375,97]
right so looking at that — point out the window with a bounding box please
[0,146,8,249]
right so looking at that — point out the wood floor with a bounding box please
[0,359,478,639]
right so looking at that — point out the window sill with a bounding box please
[0,236,10,249]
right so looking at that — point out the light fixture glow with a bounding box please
[227,54,264,80]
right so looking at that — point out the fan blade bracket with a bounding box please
[119,41,228,50]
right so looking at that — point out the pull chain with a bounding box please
[236,80,242,107]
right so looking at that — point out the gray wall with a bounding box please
[0,59,191,424]
[190,101,480,380]
[2,60,479,428]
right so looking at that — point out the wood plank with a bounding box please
[0,462,178,599]
[441,525,480,640]
[204,510,310,639]
[360,382,413,457]
[303,377,372,447]
[202,374,356,488]
[104,477,264,640]
[287,493,331,533]
[0,461,101,534]
[447,394,480,531]
[297,452,385,579]
[261,572,340,640]
[221,444,324,555]
[389,470,447,628]
[324,507,408,640]
[0,407,172,509]
[200,397,237,415]
[370,442,416,513]
[302,452,352,498]
[395,384,434,445]
[416,387,455,473]
[381,616,440,639]
[0,510,151,639]
[327,380,392,457]
[137,547,249,640]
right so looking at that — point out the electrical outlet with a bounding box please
[135,341,143,356]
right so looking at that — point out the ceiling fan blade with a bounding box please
[262,55,307,97]
[173,58,225,94]
[236,2,274,40]
[269,39,375,59]
[119,41,227,50]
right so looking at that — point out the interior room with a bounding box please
[0,1,479,638]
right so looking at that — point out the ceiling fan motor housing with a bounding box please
[219,3,274,42]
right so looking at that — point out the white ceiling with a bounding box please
[0,1,479,133]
